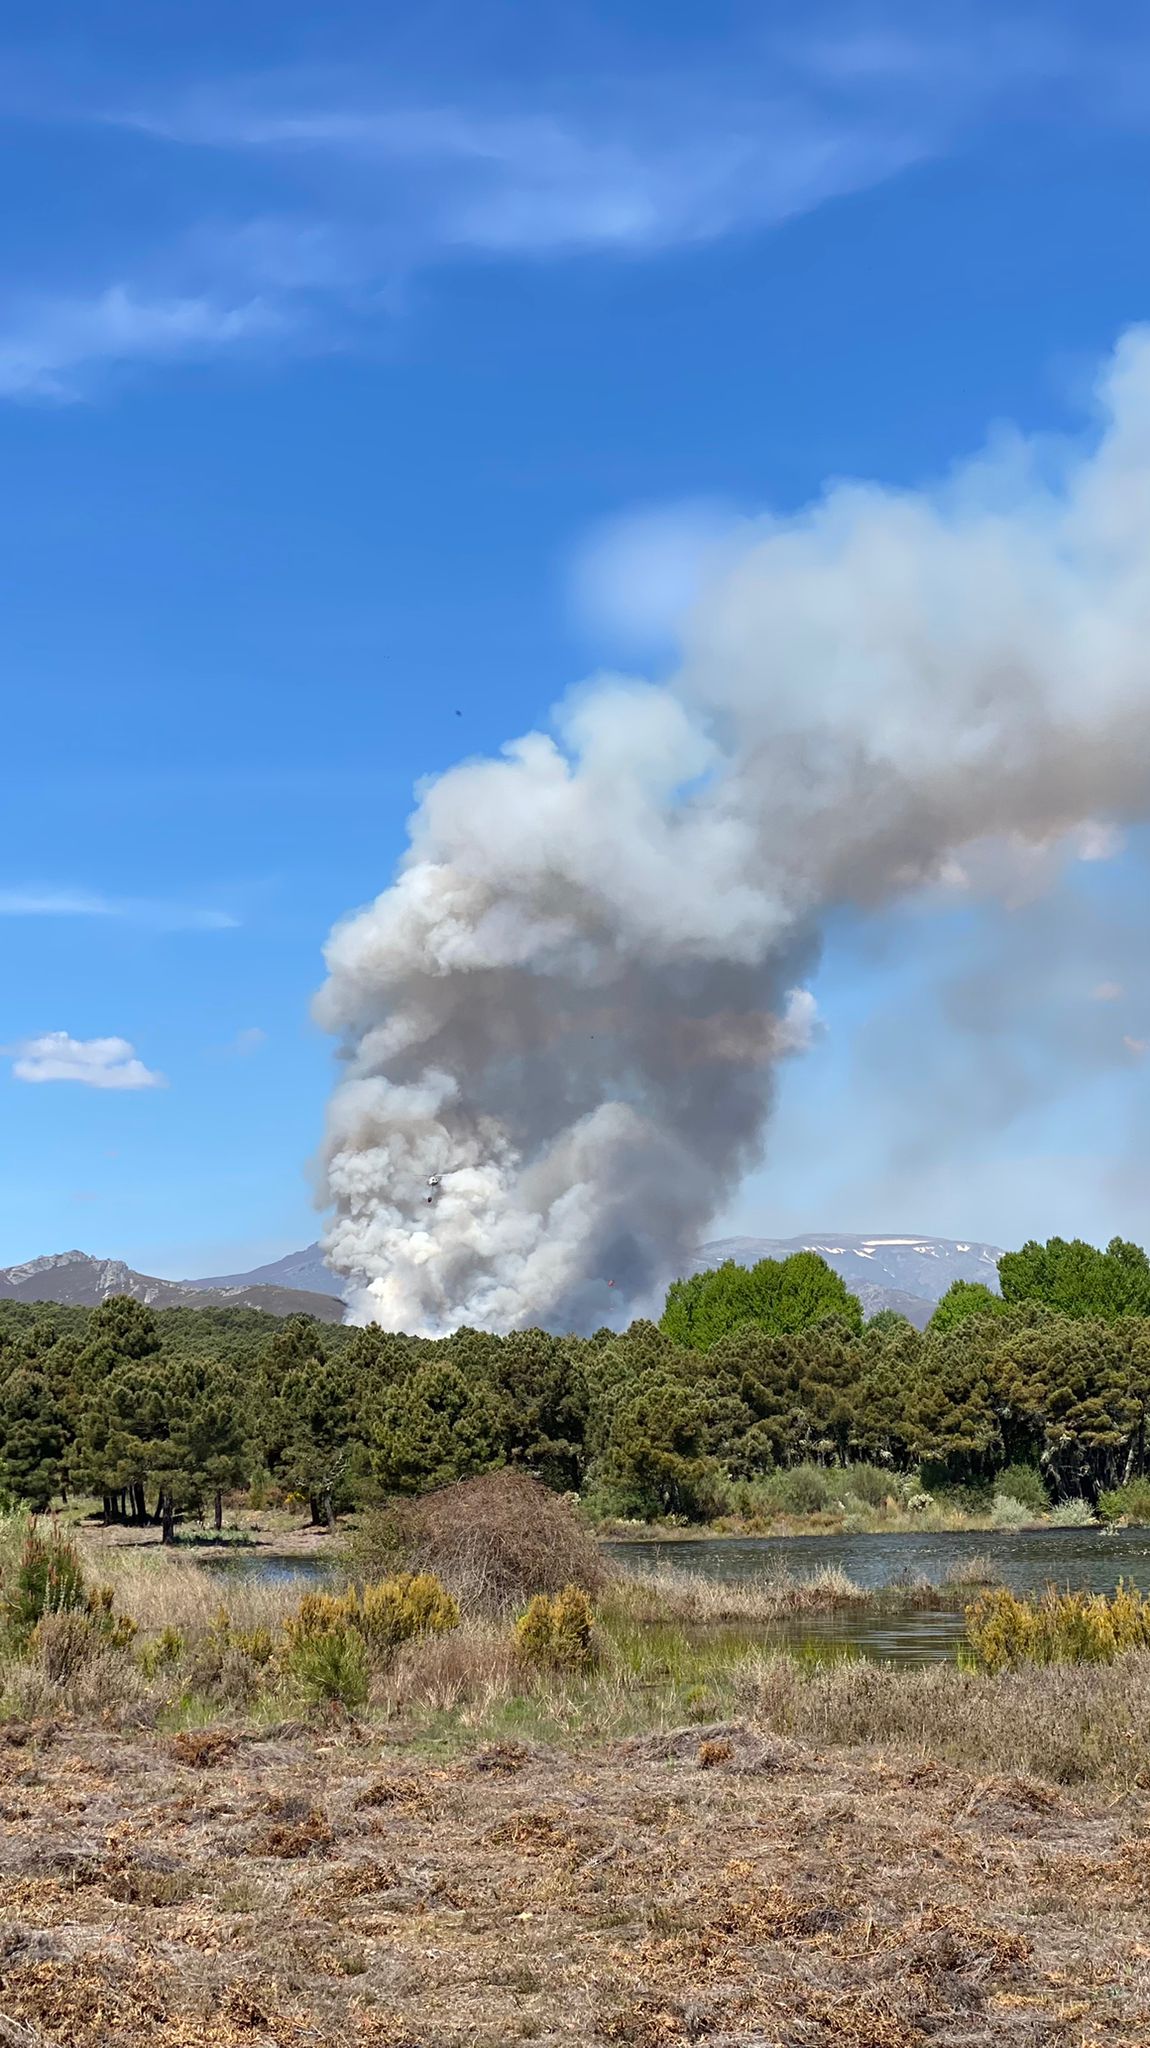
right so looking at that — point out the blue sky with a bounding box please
[3,0,1150,1277]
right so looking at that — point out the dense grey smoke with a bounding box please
[316,330,1150,1332]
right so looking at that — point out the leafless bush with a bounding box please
[354,1470,609,1614]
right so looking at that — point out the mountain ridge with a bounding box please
[0,1250,344,1322]
[0,1234,1002,1330]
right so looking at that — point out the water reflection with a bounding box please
[608,1526,1150,1666]
[203,1525,1150,1668]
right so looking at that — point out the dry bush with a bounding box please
[373,1618,520,1718]
[356,1469,609,1613]
[2,1639,153,1723]
[254,1801,333,1858]
[738,1647,1150,1784]
[170,1727,238,1767]
[29,1608,107,1684]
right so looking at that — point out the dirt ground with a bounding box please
[65,1509,340,1559]
[0,1718,1146,2048]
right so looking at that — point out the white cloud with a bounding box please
[1123,1035,1149,1057]
[1075,820,1125,861]
[571,501,748,651]
[7,1032,166,1090]
[0,887,239,930]
[0,285,281,401]
[1092,981,1124,1001]
[231,1026,267,1054]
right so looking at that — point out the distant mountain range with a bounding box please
[189,1243,346,1300]
[0,1233,1002,1331]
[0,1251,344,1323]
[693,1234,1003,1330]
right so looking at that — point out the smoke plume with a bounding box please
[316,329,1150,1332]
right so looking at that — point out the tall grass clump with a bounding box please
[739,1649,1150,1785]
[966,1583,1150,1670]
[353,1470,608,1613]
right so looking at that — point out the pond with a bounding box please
[608,1526,1150,1666]
[202,1525,1150,1668]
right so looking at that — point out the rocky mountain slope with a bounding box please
[0,1251,344,1322]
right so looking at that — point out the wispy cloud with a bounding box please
[117,82,928,260]
[0,887,239,931]
[7,1032,166,1090]
[230,1026,267,1055]
[0,285,281,401]
[4,8,1144,399]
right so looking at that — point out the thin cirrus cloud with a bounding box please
[7,1032,166,1090]
[1,8,1139,401]
[0,284,282,402]
[0,887,239,931]
[128,89,928,259]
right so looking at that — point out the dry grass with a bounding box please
[355,1470,610,1613]
[0,1713,1144,2045]
[609,1560,963,1626]
[78,1545,305,1638]
[738,1647,1150,1786]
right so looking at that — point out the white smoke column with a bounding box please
[316,330,1150,1333]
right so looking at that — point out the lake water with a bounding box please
[609,1526,1150,1665]
[205,1525,1150,1667]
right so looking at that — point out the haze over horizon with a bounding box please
[3,0,1150,1291]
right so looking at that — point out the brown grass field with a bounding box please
[0,1704,1148,2048]
[2,1494,1148,2046]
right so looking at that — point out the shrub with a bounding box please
[1,1526,87,1639]
[995,1464,1050,1515]
[183,1606,272,1708]
[514,1585,595,1670]
[359,1573,459,1653]
[85,1582,138,1649]
[139,1625,185,1679]
[284,1623,369,1710]
[838,1463,903,1509]
[355,1469,608,1613]
[990,1492,1034,1530]
[281,1574,458,1686]
[966,1584,1150,1671]
[1049,1498,1096,1527]
[1096,1477,1150,1527]
[765,1465,837,1516]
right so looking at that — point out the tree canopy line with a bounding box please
[0,1236,1148,1528]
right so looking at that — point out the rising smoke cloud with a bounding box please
[315,329,1150,1333]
